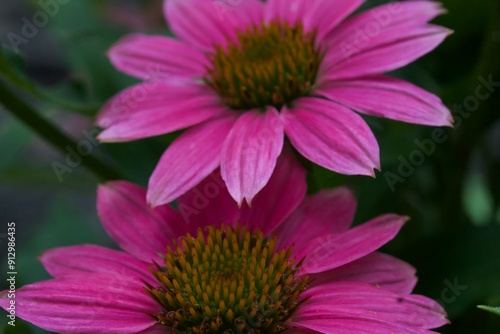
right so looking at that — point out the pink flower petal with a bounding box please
[108,33,208,80]
[299,214,408,274]
[265,0,365,41]
[221,109,284,206]
[97,82,226,142]
[311,252,418,294]
[294,281,448,330]
[317,75,453,126]
[283,97,380,176]
[326,1,447,46]
[292,320,437,334]
[148,114,238,207]
[322,24,451,81]
[0,274,159,334]
[240,147,307,235]
[98,181,185,263]
[176,169,240,231]
[264,0,310,25]
[165,0,263,51]
[320,1,449,79]
[40,245,156,285]
[276,187,357,250]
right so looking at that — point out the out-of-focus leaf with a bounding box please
[463,172,494,226]
[478,305,500,315]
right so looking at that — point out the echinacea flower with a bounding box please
[97,0,452,206]
[1,152,448,333]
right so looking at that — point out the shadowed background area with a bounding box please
[1,0,499,333]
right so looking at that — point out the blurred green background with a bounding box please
[0,0,499,333]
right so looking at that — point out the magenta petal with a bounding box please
[294,281,448,331]
[300,214,408,274]
[0,275,158,334]
[292,320,436,334]
[98,181,185,263]
[323,24,451,80]
[221,109,284,206]
[240,147,307,235]
[311,252,418,294]
[326,1,447,46]
[176,170,240,232]
[283,97,380,176]
[97,82,226,142]
[317,75,453,126]
[148,115,238,207]
[165,0,263,51]
[264,0,310,25]
[276,187,357,250]
[321,1,449,79]
[40,245,156,285]
[108,33,208,80]
[265,0,364,41]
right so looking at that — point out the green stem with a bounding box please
[0,79,124,182]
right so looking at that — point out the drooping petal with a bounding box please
[317,75,453,126]
[98,181,185,263]
[147,114,238,207]
[310,252,418,294]
[265,0,365,42]
[165,0,263,51]
[40,245,156,285]
[97,82,226,142]
[0,275,159,334]
[299,214,408,274]
[283,97,379,176]
[276,187,357,250]
[293,281,448,331]
[240,147,307,235]
[321,23,451,81]
[108,34,208,80]
[176,169,240,232]
[221,108,284,206]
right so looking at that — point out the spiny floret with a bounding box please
[147,224,308,334]
[205,22,324,111]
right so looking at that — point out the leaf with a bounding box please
[463,172,494,226]
[477,305,500,316]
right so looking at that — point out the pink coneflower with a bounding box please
[1,153,447,333]
[97,0,452,206]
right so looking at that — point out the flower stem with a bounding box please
[0,79,124,182]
